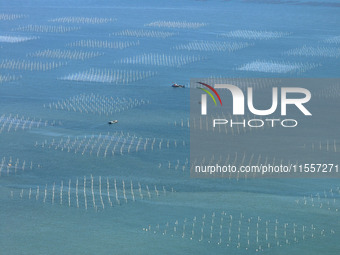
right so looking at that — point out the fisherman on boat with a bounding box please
[171,83,185,88]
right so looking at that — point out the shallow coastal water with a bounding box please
[1,0,340,254]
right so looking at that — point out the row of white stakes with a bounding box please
[27,49,103,60]
[0,157,34,177]
[0,59,67,71]
[66,39,139,49]
[324,36,340,44]
[11,176,175,211]
[35,132,186,157]
[0,74,22,83]
[14,25,80,33]
[173,41,252,52]
[144,21,207,29]
[219,30,291,40]
[0,13,28,21]
[285,45,340,58]
[144,211,334,251]
[295,187,340,212]
[0,114,54,133]
[237,60,321,74]
[60,69,157,84]
[0,35,38,43]
[49,17,116,24]
[112,29,177,38]
[158,158,189,172]
[302,140,338,153]
[115,53,205,67]
[44,94,150,115]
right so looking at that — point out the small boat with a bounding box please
[108,120,118,124]
[172,83,185,88]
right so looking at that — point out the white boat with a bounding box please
[171,83,185,88]
[108,120,118,124]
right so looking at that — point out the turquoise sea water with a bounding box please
[1,0,340,254]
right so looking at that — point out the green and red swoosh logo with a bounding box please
[198,82,222,106]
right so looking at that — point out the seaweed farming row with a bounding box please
[116,53,204,67]
[158,158,189,173]
[27,49,103,60]
[0,74,21,83]
[0,13,28,21]
[285,46,340,58]
[325,36,340,44]
[0,35,38,43]
[220,30,290,40]
[60,69,157,84]
[173,41,252,52]
[34,132,186,157]
[49,17,116,24]
[237,60,320,73]
[0,59,67,71]
[295,187,340,213]
[145,211,334,252]
[10,175,175,211]
[14,25,80,33]
[0,114,61,133]
[145,21,207,29]
[66,39,139,49]
[44,94,150,115]
[112,29,177,38]
[0,157,36,177]
[302,140,339,153]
